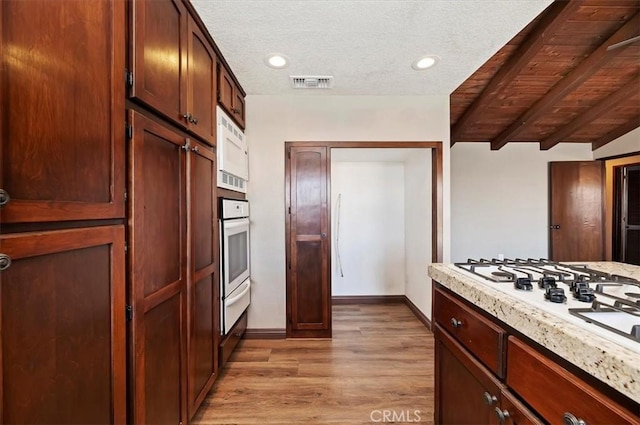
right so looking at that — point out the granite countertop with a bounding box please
[427,261,640,404]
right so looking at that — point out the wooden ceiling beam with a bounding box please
[490,12,640,151]
[540,74,640,150]
[450,1,580,146]
[591,117,640,151]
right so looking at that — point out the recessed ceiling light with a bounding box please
[264,54,288,69]
[411,55,440,71]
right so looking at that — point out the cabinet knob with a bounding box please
[0,189,9,207]
[483,391,497,406]
[0,254,12,271]
[495,407,510,423]
[231,108,241,115]
[191,116,198,125]
[191,146,199,153]
[550,224,561,229]
[183,112,192,122]
[563,412,586,425]
[450,317,462,328]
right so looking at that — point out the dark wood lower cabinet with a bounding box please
[129,110,218,424]
[187,139,219,418]
[434,283,638,425]
[0,226,126,424]
[435,324,501,424]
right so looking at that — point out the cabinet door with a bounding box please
[233,90,246,129]
[217,65,246,129]
[434,324,501,425]
[0,226,126,424]
[286,146,331,338]
[186,18,217,146]
[1,0,125,223]
[187,139,219,418]
[218,65,235,115]
[130,0,188,127]
[129,111,188,425]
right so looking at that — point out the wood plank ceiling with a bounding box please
[450,0,640,151]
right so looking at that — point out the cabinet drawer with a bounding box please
[434,324,502,425]
[507,336,638,424]
[434,287,506,377]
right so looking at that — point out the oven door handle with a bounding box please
[226,280,251,306]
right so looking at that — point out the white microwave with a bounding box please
[217,106,248,193]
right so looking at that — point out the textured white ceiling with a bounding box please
[191,0,553,96]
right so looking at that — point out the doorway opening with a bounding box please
[604,154,640,263]
[613,163,640,265]
[285,142,443,338]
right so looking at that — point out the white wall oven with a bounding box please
[219,198,251,335]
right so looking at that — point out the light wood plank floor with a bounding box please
[192,303,435,424]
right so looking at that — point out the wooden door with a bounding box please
[434,324,501,425]
[1,0,125,223]
[0,226,126,424]
[549,161,604,262]
[130,0,188,128]
[285,146,331,338]
[186,17,217,146]
[187,139,219,417]
[129,111,188,425]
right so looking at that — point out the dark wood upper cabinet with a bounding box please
[218,65,245,129]
[0,226,126,424]
[0,0,125,223]
[130,0,188,127]
[186,19,217,145]
[128,111,189,425]
[549,161,604,262]
[285,146,331,338]
[130,0,216,146]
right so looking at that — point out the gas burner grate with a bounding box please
[455,258,640,344]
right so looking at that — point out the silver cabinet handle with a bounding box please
[183,112,192,122]
[191,146,199,153]
[450,317,462,328]
[0,189,9,207]
[483,391,497,406]
[0,254,11,271]
[495,407,510,423]
[563,412,586,425]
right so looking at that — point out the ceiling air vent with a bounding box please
[290,75,333,89]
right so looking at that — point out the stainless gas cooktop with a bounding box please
[454,259,640,346]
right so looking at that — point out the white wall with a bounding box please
[330,161,405,296]
[246,95,450,330]
[593,127,640,159]
[450,143,593,262]
[404,151,432,318]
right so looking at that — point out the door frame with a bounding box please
[603,153,640,260]
[284,141,444,337]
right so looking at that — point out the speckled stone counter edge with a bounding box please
[427,261,640,404]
